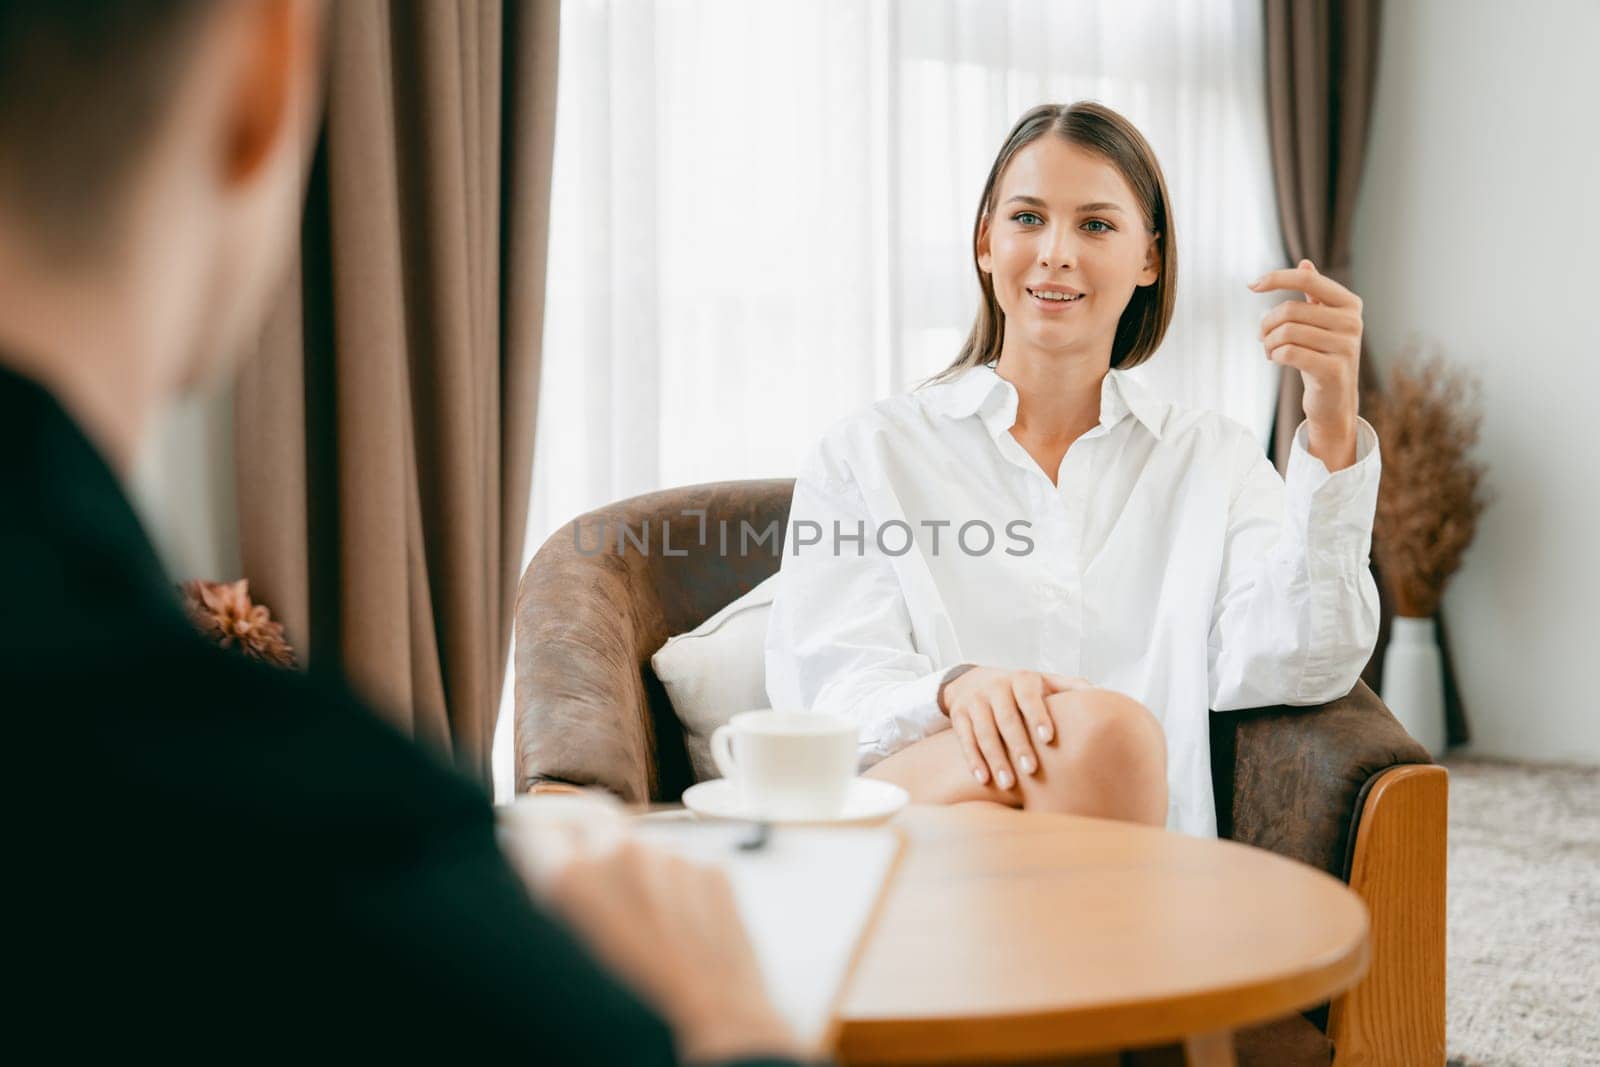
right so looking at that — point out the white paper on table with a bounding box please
[631,819,904,1053]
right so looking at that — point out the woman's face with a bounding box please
[977,136,1160,362]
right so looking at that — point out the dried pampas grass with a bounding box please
[1365,345,1494,618]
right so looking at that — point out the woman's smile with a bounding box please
[1025,286,1087,312]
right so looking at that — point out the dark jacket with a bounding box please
[2,362,808,1065]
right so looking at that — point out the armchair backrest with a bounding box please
[514,480,793,802]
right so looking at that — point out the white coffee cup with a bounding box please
[710,710,858,820]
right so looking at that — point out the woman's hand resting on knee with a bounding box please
[937,667,1096,789]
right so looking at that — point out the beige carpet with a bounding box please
[1442,757,1599,1066]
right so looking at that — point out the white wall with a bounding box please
[129,381,241,584]
[1351,0,1599,763]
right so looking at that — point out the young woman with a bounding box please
[763,102,1380,837]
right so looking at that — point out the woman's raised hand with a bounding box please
[938,667,1096,789]
[1250,258,1364,467]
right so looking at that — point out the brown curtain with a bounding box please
[235,0,560,784]
[1262,0,1467,745]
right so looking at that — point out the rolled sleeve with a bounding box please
[1207,417,1382,711]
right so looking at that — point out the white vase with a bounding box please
[1380,615,1447,758]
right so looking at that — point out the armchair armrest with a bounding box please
[513,481,792,805]
[1214,680,1432,880]
[514,539,661,804]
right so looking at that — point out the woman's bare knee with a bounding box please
[1023,689,1168,825]
[857,697,1166,824]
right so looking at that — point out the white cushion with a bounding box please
[650,574,779,783]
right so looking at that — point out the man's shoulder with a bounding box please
[11,631,488,833]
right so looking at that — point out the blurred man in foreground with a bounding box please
[0,2,812,1062]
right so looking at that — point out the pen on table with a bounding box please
[735,820,771,851]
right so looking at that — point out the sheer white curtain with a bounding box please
[493,0,1285,800]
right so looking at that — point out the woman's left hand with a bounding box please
[1249,259,1363,464]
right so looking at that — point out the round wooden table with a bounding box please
[833,803,1370,1066]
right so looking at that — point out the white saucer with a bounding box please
[681,778,909,826]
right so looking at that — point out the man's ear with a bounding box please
[976,212,993,274]
[1136,231,1161,287]
[223,0,306,186]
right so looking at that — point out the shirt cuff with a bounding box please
[1284,416,1382,544]
[1286,414,1378,488]
[855,669,949,769]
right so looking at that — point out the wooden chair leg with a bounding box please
[1182,1030,1236,1066]
[1327,764,1448,1065]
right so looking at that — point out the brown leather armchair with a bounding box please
[515,479,1447,1067]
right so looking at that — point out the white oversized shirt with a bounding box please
[764,361,1382,837]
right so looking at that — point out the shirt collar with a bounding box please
[929,362,1166,441]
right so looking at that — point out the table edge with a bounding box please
[836,920,1370,1062]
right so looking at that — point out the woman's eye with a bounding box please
[1011,212,1114,232]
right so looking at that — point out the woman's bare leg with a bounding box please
[863,728,1023,807]
[863,688,1169,826]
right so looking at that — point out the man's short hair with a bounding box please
[0,1,214,257]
